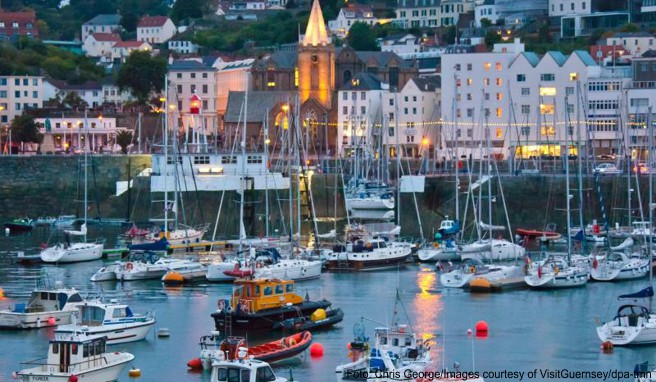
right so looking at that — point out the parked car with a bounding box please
[594,163,622,175]
[597,153,617,160]
[632,162,656,174]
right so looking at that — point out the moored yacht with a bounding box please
[325,237,412,271]
[597,287,656,346]
[524,255,589,289]
[590,252,649,281]
[40,224,104,263]
[439,258,523,288]
[55,299,155,344]
[17,332,134,382]
[0,285,85,329]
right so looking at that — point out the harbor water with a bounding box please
[1,225,656,381]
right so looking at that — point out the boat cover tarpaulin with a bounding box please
[619,286,654,299]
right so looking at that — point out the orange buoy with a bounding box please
[128,368,142,378]
[475,320,488,337]
[0,287,4,298]
[309,343,324,357]
[187,358,203,369]
[601,341,614,352]
[162,271,184,285]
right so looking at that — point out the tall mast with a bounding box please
[565,100,572,262]
[648,106,653,311]
[454,74,460,238]
[239,73,249,252]
[163,76,169,236]
[83,108,88,241]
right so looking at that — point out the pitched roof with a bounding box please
[340,72,383,90]
[0,10,37,23]
[84,14,121,26]
[113,40,148,48]
[354,51,413,68]
[90,33,121,42]
[573,50,597,66]
[138,16,171,28]
[303,0,330,46]
[411,76,440,91]
[254,52,297,70]
[168,59,213,71]
[224,91,292,123]
[546,51,567,66]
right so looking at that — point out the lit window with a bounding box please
[539,87,557,96]
[484,62,491,71]
[540,125,556,136]
[496,108,502,117]
[467,78,472,86]
[496,93,502,101]
[496,62,502,71]
[569,73,578,81]
[496,78,502,86]
[540,104,555,115]
[484,78,490,86]
[496,127,503,138]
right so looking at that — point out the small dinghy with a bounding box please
[272,307,344,332]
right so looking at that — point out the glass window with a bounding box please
[52,343,59,354]
[361,92,366,100]
[539,87,557,96]
[263,286,272,296]
[256,366,276,382]
[15,90,20,98]
[83,344,89,357]
[342,92,347,100]
[275,285,283,294]
[540,73,555,81]
[286,284,293,292]
[227,368,240,382]
[521,88,530,96]
[216,368,227,381]
[191,73,196,79]
[23,79,28,86]
[516,74,526,82]
[241,370,251,382]
[202,85,208,93]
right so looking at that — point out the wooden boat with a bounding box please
[272,307,344,331]
[4,218,33,232]
[211,278,333,331]
[516,228,562,240]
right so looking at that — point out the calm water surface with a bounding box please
[0,226,655,381]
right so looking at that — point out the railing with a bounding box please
[630,81,656,89]
[21,355,110,373]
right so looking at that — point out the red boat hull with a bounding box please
[223,269,254,278]
[249,331,312,363]
[516,228,561,239]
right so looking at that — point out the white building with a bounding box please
[337,73,388,155]
[395,0,475,28]
[46,80,104,108]
[606,32,656,57]
[382,76,441,158]
[81,14,122,42]
[0,75,48,125]
[214,58,254,117]
[82,32,121,61]
[111,40,152,63]
[35,116,127,153]
[136,16,176,44]
[168,59,219,141]
[379,34,421,55]
[474,0,499,27]
[548,0,590,17]
[328,4,378,39]
[168,40,199,54]
[102,81,135,106]
[228,0,267,10]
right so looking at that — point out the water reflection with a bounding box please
[414,268,442,370]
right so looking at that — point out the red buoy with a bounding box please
[475,320,488,337]
[47,317,56,326]
[309,343,324,357]
[69,375,78,382]
[187,358,203,369]
[601,341,614,353]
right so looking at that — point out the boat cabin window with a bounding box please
[379,242,387,249]
[68,293,83,303]
[71,344,78,355]
[263,286,272,296]
[255,286,260,295]
[256,366,276,382]
[286,284,293,292]
[113,308,128,318]
[79,305,105,325]
[216,368,227,381]
[380,336,387,345]
[405,337,412,346]
[52,343,59,354]
[275,285,284,294]
[241,369,251,381]
[83,343,89,357]
[392,338,399,346]
[41,292,56,300]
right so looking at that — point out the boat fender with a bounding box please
[125,262,134,271]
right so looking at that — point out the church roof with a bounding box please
[353,51,414,69]
[224,91,292,123]
[302,0,330,47]
[254,52,297,70]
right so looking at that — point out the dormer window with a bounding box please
[12,22,19,28]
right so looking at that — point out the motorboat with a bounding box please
[438,258,524,288]
[210,351,288,382]
[135,225,208,246]
[253,248,322,281]
[325,237,412,271]
[207,258,243,282]
[417,238,460,262]
[90,252,194,281]
[211,278,333,331]
[55,299,155,344]
[4,218,34,232]
[524,255,589,289]
[16,331,134,382]
[597,287,656,346]
[0,285,85,329]
[590,252,649,281]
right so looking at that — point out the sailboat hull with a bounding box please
[40,243,104,263]
[597,315,656,345]
[254,260,323,281]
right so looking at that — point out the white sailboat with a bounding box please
[590,251,649,281]
[439,258,523,288]
[41,111,104,263]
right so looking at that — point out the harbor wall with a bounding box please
[0,155,650,239]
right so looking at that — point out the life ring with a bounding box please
[125,262,134,271]
[256,262,263,269]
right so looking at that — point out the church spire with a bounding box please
[302,0,330,46]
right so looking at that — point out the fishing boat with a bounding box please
[203,331,313,365]
[597,287,656,345]
[325,237,412,271]
[209,350,288,382]
[272,307,344,331]
[438,258,523,288]
[55,299,155,344]
[16,331,134,382]
[211,278,333,331]
[590,252,649,281]
[0,284,85,329]
[4,218,33,232]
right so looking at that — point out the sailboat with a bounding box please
[41,111,104,263]
[524,98,589,289]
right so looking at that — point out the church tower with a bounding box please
[298,0,335,110]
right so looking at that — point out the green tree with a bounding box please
[171,0,208,23]
[346,22,378,51]
[538,23,552,43]
[442,26,456,45]
[115,130,133,154]
[484,30,501,48]
[480,18,492,28]
[620,23,640,33]
[62,91,88,110]
[116,51,167,103]
[10,114,42,144]
[285,0,296,8]
[119,0,141,32]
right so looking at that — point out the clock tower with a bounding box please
[298,0,334,110]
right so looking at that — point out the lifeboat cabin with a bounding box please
[212,278,332,331]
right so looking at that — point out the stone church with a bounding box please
[223,0,417,156]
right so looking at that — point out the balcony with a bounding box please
[630,81,656,89]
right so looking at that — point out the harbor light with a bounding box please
[421,137,429,146]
